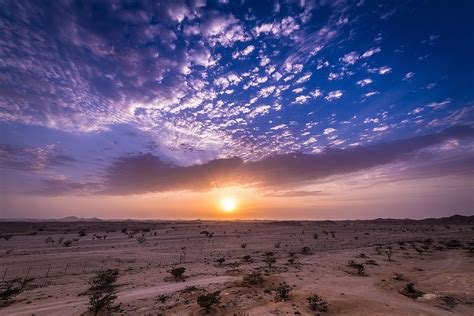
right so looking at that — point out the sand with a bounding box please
[0,216,473,315]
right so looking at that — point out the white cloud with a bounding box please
[292,87,304,94]
[340,51,359,65]
[325,90,343,101]
[323,128,336,135]
[364,91,379,97]
[293,95,311,104]
[403,72,415,80]
[426,98,451,110]
[356,78,373,86]
[378,66,392,75]
[361,47,381,58]
[295,73,312,84]
[310,89,322,98]
[373,125,389,132]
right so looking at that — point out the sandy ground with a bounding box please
[0,216,473,315]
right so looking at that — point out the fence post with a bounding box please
[83,262,87,274]
[2,268,7,282]
[46,264,51,278]
[64,263,69,275]
[25,266,31,280]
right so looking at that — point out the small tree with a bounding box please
[264,252,276,269]
[216,257,225,266]
[78,229,87,237]
[274,282,292,302]
[197,291,221,313]
[307,295,328,312]
[242,255,252,262]
[313,233,319,240]
[87,269,118,315]
[170,267,186,281]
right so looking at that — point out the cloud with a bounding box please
[357,79,373,86]
[26,126,474,195]
[0,144,75,171]
[361,47,381,58]
[426,99,451,110]
[325,90,343,101]
[403,72,415,80]
[263,190,327,197]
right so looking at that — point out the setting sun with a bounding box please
[220,197,237,213]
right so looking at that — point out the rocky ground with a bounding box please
[0,215,473,315]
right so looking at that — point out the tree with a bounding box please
[87,269,118,315]
[347,260,365,275]
[197,291,221,313]
[0,278,29,307]
[170,267,186,281]
[264,252,276,269]
[385,246,393,262]
[216,257,225,266]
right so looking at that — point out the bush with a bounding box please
[197,291,221,313]
[264,252,276,269]
[400,282,424,299]
[216,257,225,266]
[170,267,186,280]
[242,271,264,286]
[63,240,72,247]
[0,278,28,307]
[313,233,319,239]
[301,246,311,255]
[136,236,146,244]
[274,282,292,302]
[78,229,87,237]
[347,260,365,275]
[241,243,247,248]
[307,295,328,312]
[87,269,118,315]
[242,255,252,262]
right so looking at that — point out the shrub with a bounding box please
[307,295,328,312]
[197,291,220,313]
[301,246,311,255]
[78,229,87,237]
[241,243,247,248]
[400,282,424,299]
[263,252,276,269]
[216,257,225,266]
[313,233,319,239]
[136,236,146,244]
[242,271,264,286]
[274,242,281,248]
[274,282,292,302]
[0,278,28,307]
[170,267,186,280]
[87,269,118,315]
[347,260,365,275]
[242,255,252,262]
[63,240,72,247]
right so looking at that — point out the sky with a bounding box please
[1,0,473,220]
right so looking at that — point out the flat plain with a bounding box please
[0,215,473,315]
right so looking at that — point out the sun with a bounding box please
[220,197,237,213]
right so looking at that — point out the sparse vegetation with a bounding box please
[216,257,225,266]
[196,291,221,313]
[0,278,30,307]
[301,246,311,255]
[87,269,118,315]
[307,295,328,312]
[274,282,292,302]
[242,271,264,286]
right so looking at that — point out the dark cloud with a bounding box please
[0,144,75,171]
[99,125,474,195]
[263,190,328,197]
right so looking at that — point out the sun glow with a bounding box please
[220,197,237,213]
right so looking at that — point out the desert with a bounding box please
[1,216,473,315]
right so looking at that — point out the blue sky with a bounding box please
[1,0,473,219]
